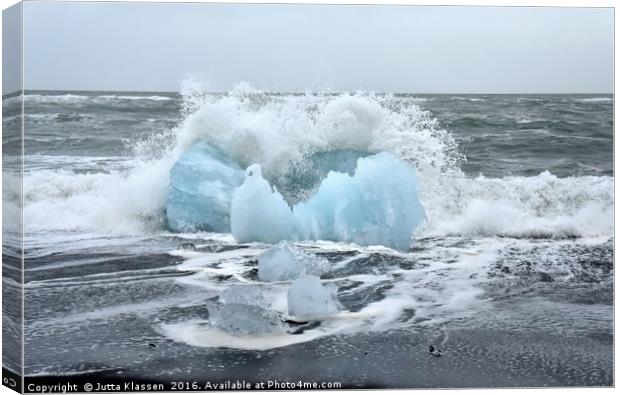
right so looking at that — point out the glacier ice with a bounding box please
[213,285,285,335]
[167,144,367,232]
[278,149,369,203]
[212,303,285,335]
[287,275,341,320]
[166,141,244,232]
[220,285,268,306]
[230,164,297,243]
[295,152,426,249]
[166,140,425,249]
[258,241,329,282]
[231,152,425,250]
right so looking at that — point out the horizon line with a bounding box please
[2,89,614,98]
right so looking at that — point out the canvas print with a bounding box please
[2,1,614,392]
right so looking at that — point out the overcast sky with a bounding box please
[3,1,615,93]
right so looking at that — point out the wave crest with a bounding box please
[174,84,462,183]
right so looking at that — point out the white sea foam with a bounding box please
[419,171,613,239]
[572,97,613,103]
[21,158,174,233]
[451,96,486,102]
[24,93,173,104]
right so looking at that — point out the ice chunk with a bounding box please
[219,285,268,306]
[230,164,296,243]
[166,141,244,232]
[279,149,369,203]
[167,142,425,249]
[231,152,425,250]
[295,152,425,249]
[212,303,284,335]
[213,285,284,335]
[258,241,329,282]
[287,275,341,320]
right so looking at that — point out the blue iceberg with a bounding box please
[166,141,244,232]
[278,149,369,203]
[293,152,425,249]
[166,141,425,249]
[231,152,425,250]
[166,142,366,232]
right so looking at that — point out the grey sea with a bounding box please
[2,90,613,388]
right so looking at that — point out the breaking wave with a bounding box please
[23,93,174,104]
[9,83,613,241]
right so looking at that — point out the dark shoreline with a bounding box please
[13,325,614,391]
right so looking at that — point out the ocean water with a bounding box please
[2,87,613,387]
